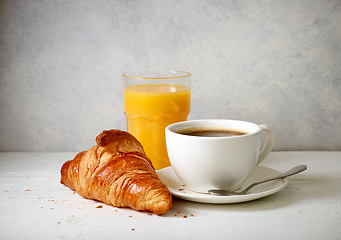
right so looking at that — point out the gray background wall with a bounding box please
[1,0,340,152]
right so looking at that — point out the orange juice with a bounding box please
[123,84,191,169]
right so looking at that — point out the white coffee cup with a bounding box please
[165,119,275,193]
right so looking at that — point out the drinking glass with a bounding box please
[122,70,191,170]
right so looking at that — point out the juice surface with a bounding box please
[123,84,191,170]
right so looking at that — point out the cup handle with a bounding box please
[256,124,275,165]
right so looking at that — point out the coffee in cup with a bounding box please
[176,127,250,137]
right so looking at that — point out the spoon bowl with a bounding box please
[208,165,307,196]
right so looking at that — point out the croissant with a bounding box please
[60,129,172,215]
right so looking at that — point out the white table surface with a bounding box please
[0,151,340,240]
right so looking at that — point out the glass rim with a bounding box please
[122,70,191,79]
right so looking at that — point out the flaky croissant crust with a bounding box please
[61,129,172,215]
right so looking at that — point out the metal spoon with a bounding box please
[208,165,307,196]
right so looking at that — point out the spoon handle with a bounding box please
[242,165,307,194]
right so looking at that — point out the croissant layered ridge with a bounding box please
[60,129,172,215]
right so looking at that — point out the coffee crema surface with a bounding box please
[176,127,250,137]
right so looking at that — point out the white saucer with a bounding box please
[156,166,288,204]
